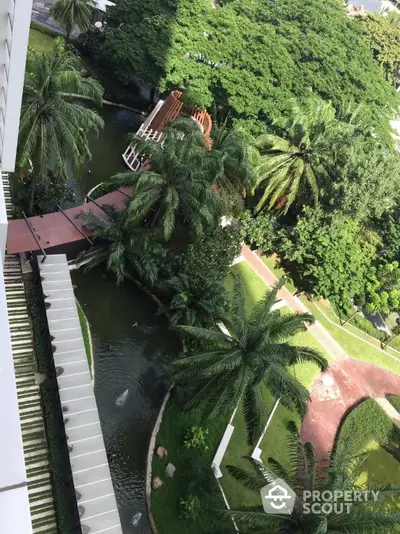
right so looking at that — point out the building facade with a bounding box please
[0,0,34,532]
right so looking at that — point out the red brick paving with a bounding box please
[301,360,400,456]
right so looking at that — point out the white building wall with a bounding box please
[0,1,34,531]
[0,0,33,172]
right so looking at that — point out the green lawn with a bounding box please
[262,254,297,294]
[29,28,54,53]
[300,297,400,375]
[151,396,229,534]
[262,254,400,375]
[221,261,330,506]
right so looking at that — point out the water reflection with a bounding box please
[66,105,144,205]
[72,267,179,533]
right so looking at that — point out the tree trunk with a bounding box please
[28,175,37,216]
[149,87,156,103]
[382,332,399,349]
[341,310,358,326]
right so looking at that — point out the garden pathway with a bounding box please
[301,360,400,456]
[241,245,349,361]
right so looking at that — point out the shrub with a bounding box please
[239,209,280,252]
[180,495,201,520]
[350,314,387,342]
[336,398,400,454]
[14,170,73,215]
[183,426,209,451]
[30,21,59,38]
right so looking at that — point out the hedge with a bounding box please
[30,20,59,38]
[336,398,400,454]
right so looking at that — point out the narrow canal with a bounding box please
[72,267,179,532]
[66,105,144,205]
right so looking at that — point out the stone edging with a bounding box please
[145,384,174,534]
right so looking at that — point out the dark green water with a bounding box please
[72,267,179,533]
[67,105,144,204]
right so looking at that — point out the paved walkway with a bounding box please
[301,360,400,456]
[241,245,348,361]
[241,246,400,457]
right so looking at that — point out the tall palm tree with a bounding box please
[169,275,328,445]
[211,119,254,215]
[50,0,95,41]
[80,204,165,284]
[108,118,228,241]
[18,39,104,214]
[224,421,400,533]
[252,98,347,214]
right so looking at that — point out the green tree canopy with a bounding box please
[280,207,379,309]
[103,0,399,137]
[357,12,400,86]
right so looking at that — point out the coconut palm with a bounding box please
[224,421,400,533]
[169,275,328,444]
[252,98,347,214]
[80,204,165,284]
[211,119,254,214]
[50,0,95,41]
[18,39,104,214]
[108,118,228,241]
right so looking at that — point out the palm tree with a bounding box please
[169,275,328,444]
[224,421,400,533]
[50,0,95,41]
[252,98,347,214]
[18,39,104,214]
[158,272,227,327]
[80,204,165,284]
[211,119,254,215]
[108,118,228,241]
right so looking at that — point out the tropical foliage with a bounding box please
[107,118,228,241]
[280,207,379,310]
[102,0,399,138]
[169,275,328,445]
[18,39,104,214]
[225,421,400,533]
[50,0,95,41]
[80,205,165,284]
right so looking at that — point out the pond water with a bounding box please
[66,105,144,205]
[72,267,179,533]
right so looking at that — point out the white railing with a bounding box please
[122,99,165,171]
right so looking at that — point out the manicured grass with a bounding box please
[76,299,92,371]
[300,296,400,376]
[151,395,230,534]
[262,254,297,294]
[357,441,400,489]
[221,261,330,505]
[228,261,268,312]
[336,399,400,512]
[29,28,54,53]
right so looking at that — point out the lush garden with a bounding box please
[14,0,400,532]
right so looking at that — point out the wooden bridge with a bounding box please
[6,91,212,256]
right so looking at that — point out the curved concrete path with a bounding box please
[301,359,400,456]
